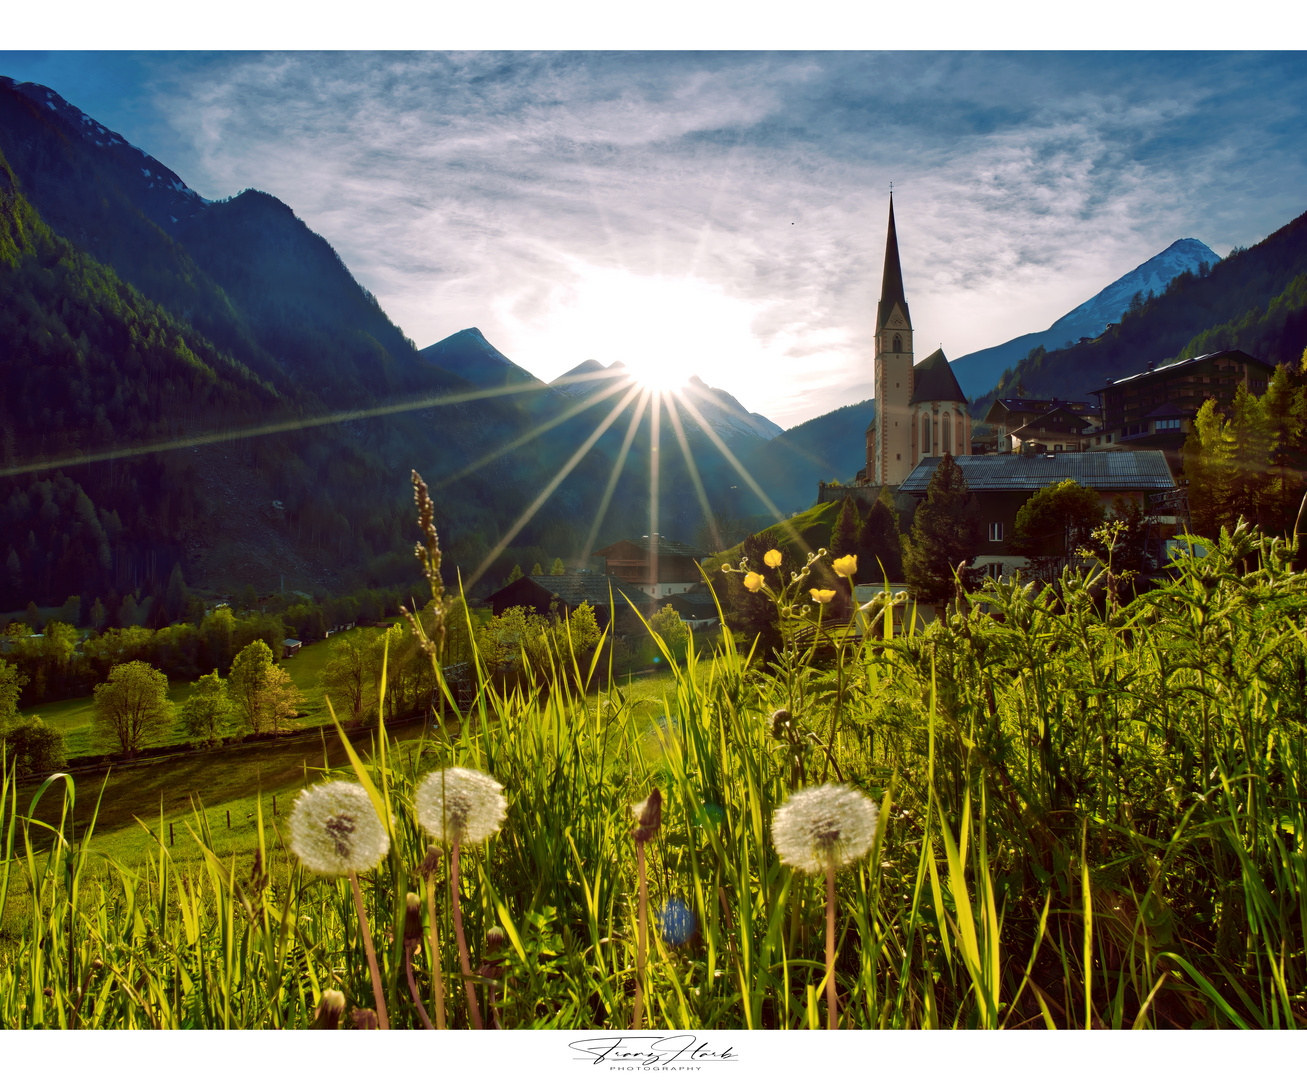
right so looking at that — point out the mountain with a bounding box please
[546,361,782,444]
[970,210,1307,417]
[734,398,875,517]
[420,327,543,390]
[950,239,1221,400]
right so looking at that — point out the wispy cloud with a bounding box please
[9,50,1306,427]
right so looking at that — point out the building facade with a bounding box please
[591,535,709,599]
[864,196,971,485]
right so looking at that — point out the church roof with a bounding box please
[899,450,1175,495]
[876,195,911,333]
[909,349,967,405]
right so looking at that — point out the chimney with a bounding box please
[1147,361,1155,372]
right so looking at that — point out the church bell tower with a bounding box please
[869,195,914,485]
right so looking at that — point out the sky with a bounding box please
[1,46,1305,428]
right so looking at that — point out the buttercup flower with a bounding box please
[771,783,880,874]
[744,571,765,593]
[764,549,783,569]
[288,781,390,876]
[415,766,508,846]
[832,554,857,578]
[810,588,836,604]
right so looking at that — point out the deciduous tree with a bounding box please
[92,660,174,756]
[178,669,232,748]
[1009,479,1105,584]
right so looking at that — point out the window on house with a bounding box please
[984,562,1005,580]
[989,522,1004,542]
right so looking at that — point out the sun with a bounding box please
[503,264,766,395]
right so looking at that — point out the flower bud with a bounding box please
[631,787,662,843]
[313,989,346,1029]
[404,892,423,946]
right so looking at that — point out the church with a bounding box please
[861,196,971,486]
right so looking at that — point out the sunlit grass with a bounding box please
[3,520,1306,1029]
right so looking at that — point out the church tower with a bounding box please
[867,195,914,485]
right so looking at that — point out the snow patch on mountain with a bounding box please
[949,238,1220,400]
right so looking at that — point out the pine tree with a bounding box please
[531,562,543,576]
[550,557,566,575]
[830,496,860,558]
[859,488,904,581]
[505,564,523,585]
[901,452,983,604]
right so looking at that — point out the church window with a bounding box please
[942,413,952,455]
[893,333,902,353]
[922,416,931,456]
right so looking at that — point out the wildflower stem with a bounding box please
[426,873,447,1029]
[825,859,837,1030]
[450,843,483,1029]
[633,838,647,1030]
[348,872,389,1030]
[404,946,435,1030]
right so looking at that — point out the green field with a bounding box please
[19,624,393,758]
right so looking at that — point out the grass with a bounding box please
[2,520,1306,1030]
[20,625,392,758]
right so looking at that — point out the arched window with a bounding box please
[921,415,931,459]
[893,333,902,353]
[942,412,952,456]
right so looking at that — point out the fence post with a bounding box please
[273,794,277,816]
[226,809,231,830]
[169,822,174,847]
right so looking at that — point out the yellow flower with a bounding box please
[832,554,857,578]
[810,588,836,603]
[744,572,764,593]
[764,549,783,569]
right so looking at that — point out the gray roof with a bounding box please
[909,349,967,405]
[899,450,1175,495]
[594,535,708,560]
[520,572,649,609]
[1090,349,1271,395]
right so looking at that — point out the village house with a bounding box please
[591,534,709,599]
[483,571,654,633]
[898,449,1177,581]
[1085,349,1275,471]
[980,397,1097,454]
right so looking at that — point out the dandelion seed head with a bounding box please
[288,781,390,877]
[771,783,879,874]
[414,766,507,846]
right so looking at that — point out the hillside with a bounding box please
[949,239,1219,400]
[733,398,875,516]
[972,208,1307,417]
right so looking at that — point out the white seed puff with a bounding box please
[414,766,508,846]
[771,783,880,874]
[288,781,390,876]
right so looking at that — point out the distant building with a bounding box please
[1005,405,1094,454]
[898,450,1176,580]
[282,638,302,657]
[980,397,1096,454]
[483,572,653,633]
[1085,349,1275,470]
[592,535,709,599]
[660,584,722,631]
[862,195,972,486]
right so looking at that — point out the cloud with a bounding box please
[52,51,1307,427]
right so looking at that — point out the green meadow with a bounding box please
[3,524,1307,1030]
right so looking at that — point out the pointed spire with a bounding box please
[876,193,911,333]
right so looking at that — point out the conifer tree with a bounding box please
[830,496,860,558]
[505,564,523,585]
[901,452,982,604]
[550,557,566,575]
[859,488,904,581]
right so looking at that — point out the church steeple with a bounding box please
[876,194,911,333]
